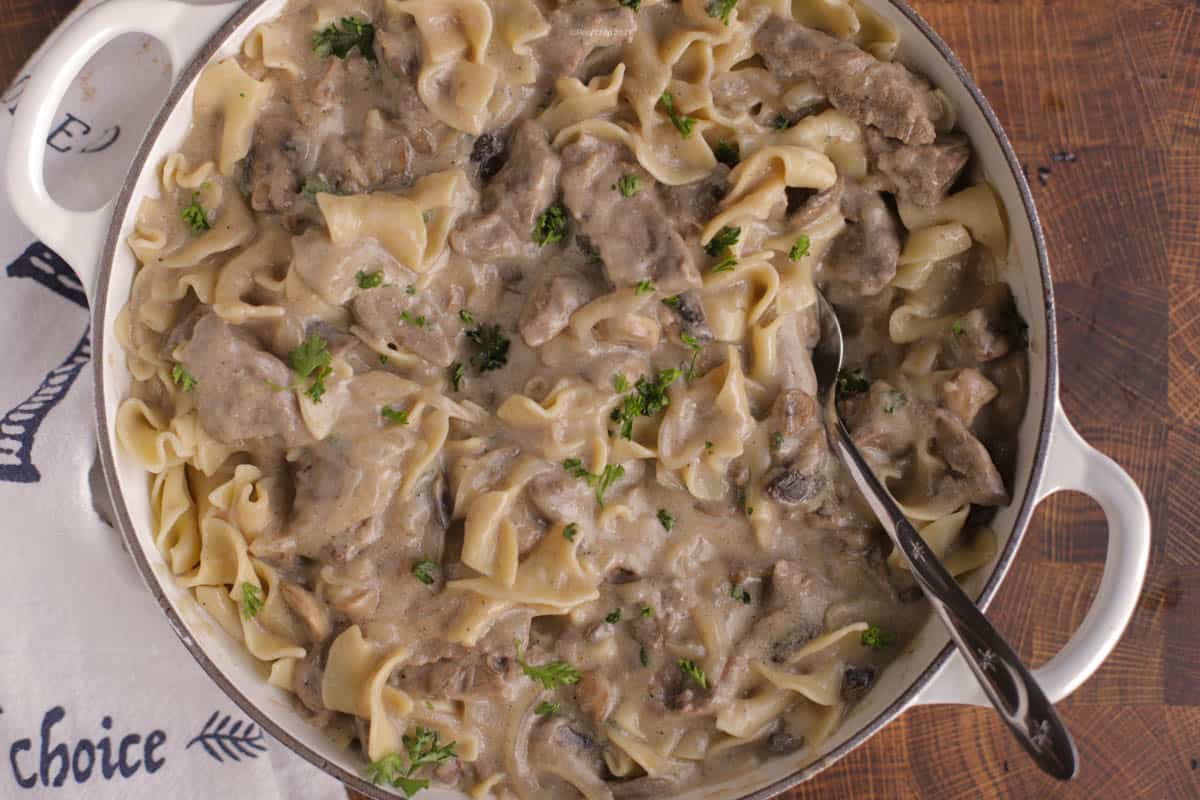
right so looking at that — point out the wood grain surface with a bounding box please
[0,1,1194,798]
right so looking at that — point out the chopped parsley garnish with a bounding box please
[706,0,737,24]
[289,334,333,403]
[659,92,695,138]
[711,254,737,273]
[535,701,561,716]
[465,323,510,372]
[788,235,811,261]
[563,522,579,542]
[618,0,641,9]
[516,640,582,689]
[171,362,197,392]
[533,203,568,246]
[640,646,650,667]
[405,284,417,295]
[861,625,894,651]
[301,175,333,198]
[656,508,675,531]
[379,354,390,366]
[883,390,907,414]
[678,658,708,689]
[381,405,409,425]
[614,174,642,197]
[634,279,655,295]
[951,319,966,336]
[605,609,622,624]
[713,139,740,167]
[770,431,784,450]
[412,558,438,585]
[356,270,384,289]
[448,362,465,392]
[365,727,457,797]
[640,605,654,618]
[400,311,427,328]
[458,309,475,325]
[705,440,714,450]
[181,192,210,233]
[836,368,870,398]
[313,17,377,62]
[662,295,683,309]
[610,369,680,439]
[1000,302,1030,349]
[240,583,263,619]
[613,374,630,393]
[562,459,626,507]
[705,226,741,256]
[731,584,752,604]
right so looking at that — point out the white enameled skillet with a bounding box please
[6,2,1152,797]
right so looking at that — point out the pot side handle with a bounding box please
[914,401,1151,706]
[4,0,241,304]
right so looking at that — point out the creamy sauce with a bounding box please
[116,0,1028,796]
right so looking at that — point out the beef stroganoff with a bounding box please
[114,0,1028,795]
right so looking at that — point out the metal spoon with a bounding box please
[811,292,1078,780]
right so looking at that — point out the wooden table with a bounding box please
[0,1,1193,797]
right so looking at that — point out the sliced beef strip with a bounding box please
[561,136,700,292]
[350,285,459,367]
[842,380,916,461]
[535,5,638,81]
[450,121,562,262]
[939,368,998,426]
[288,437,409,560]
[661,165,730,240]
[518,274,599,347]
[822,181,901,298]
[418,653,521,700]
[932,408,1008,506]
[178,313,312,448]
[754,15,942,145]
[866,128,969,207]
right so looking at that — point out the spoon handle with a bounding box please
[827,416,1078,780]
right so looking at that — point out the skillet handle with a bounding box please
[4,0,241,305]
[915,401,1151,706]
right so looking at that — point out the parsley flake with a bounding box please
[713,139,740,167]
[365,727,457,797]
[610,369,680,439]
[381,405,409,425]
[533,204,568,246]
[400,311,427,328]
[662,295,683,309]
[731,584,752,604]
[411,558,438,585]
[640,605,654,618]
[618,0,641,9]
[301,175,333,198]
[679,658,708,689]
[449,362,465,392]
[605,609,622,624]
[240,583,264,619]
[465,323,510,372]
[771,431,784,450]
[181,192,211,234]
[314,17,377,62]
[951,319,966,336]
[171,362,197,392]
[706,0,737,24]
[634,279,655,295]
[788,235,811,261]
[562,459,626,507]
[836,368,870,398]
[563,522,579,542]
[640,646,650,667]
[861,625,894,651]
[535,701,561,716]
[615,174,642,197]
[458,309,475,325]
[613,374,630,393]
[356,270,384,289]
[656,508,675,531]
[705,226,741,256]
[659,92,695,138]
[516,641,581,689]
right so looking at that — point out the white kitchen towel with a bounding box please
[0,3,347,798]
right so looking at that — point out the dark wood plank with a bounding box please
[0,1,1189,799]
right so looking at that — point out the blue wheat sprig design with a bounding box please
[186,711,268,762]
